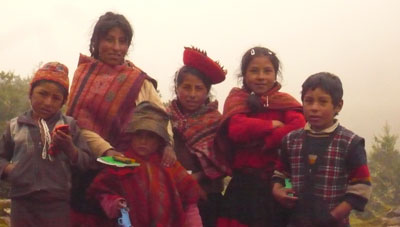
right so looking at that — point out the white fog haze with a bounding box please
[1,0,399,151]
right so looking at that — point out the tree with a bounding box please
[0,71,31,133]
[351,124,400,225]
[369,124,400,206]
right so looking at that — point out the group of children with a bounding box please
[0,15,371,227]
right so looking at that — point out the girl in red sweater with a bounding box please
[216,47,305,227]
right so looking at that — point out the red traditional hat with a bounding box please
[183,46,227,84]
[30,62,69,95]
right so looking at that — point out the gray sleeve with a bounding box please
[0,122,13,178]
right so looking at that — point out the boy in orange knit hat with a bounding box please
[0,62,95,227]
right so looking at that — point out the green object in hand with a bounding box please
[285,178,292,189]
[97,156,140,167]
[285,178,294,197]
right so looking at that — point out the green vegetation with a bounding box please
[0,71,31,134]
[351,124,400,226]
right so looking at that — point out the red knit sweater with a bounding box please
[228,110,305,171]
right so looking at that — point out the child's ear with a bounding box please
[334,99,343,115]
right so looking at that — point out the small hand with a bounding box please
[105,198,127,218]
[272,120,284,128]
[52,130,77,160]
[161,145,176,167]
[196,187,207,201]
[272,184,298,208]
[3,163,15,178]
[118,199,128,209]
[329,201,352,225]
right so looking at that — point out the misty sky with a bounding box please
[1,0,399,151]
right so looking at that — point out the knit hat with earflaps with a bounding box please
[125,101,170,143]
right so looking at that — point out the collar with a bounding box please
[17,110,62,126]
[304,120,339,134]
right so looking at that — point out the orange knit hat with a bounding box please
[183,47,227,84]
[30,62,69,96]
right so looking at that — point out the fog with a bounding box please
[1,0,399,151]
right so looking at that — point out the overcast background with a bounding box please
[1,0,399,151]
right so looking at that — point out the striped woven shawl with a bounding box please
[67,54,153,146]
[168,99,229,179]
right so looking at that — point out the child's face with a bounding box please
[302,87,343,131]
[131,130,162,157]
[98,27,129,66]
[176,73,208,114]
[244,56,276,95]
[30,82,65,120]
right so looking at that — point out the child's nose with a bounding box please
[43,97,54,106]
[257,73,267,80]
[310,103,320,110]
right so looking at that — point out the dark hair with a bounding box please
[174,65,212,92]
[30,80,68,104]
[239,46,281,90]
[301,72,343,106]
[90,12,133,59]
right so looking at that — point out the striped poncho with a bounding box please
[67,54,155,147]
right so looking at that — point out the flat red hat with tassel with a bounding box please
[183,46,227,84]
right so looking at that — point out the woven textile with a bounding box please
[167,99,229,179]
[87,150,200,227]
[66,54,154,146]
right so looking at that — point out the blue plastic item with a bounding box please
[118,207,132,227]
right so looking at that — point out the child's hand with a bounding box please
[3,163,15,179]
[118,199,128,209]
[272,183,298,208]
[198,187,208,201]
[161,145,176,167]
[52,129,77,160]
[102,197,127,219]
[184,204,202,227]
[328,201,352,225]
[272,120,284,128]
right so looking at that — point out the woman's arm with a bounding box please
[67,120,97,168]
[80,129,115,157]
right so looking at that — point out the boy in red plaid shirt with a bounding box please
[272,72,371,227]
